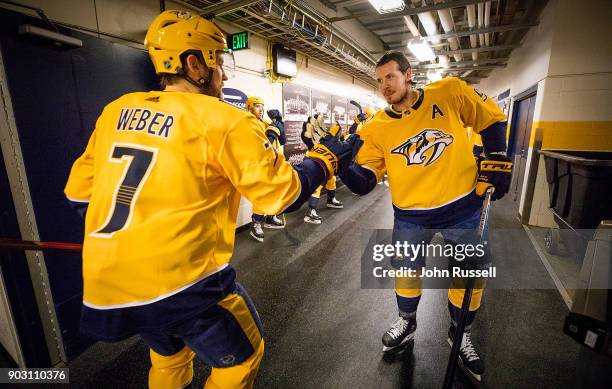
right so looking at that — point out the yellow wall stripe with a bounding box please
[526,121,612,150]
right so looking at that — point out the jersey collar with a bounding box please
[384,88,425,119]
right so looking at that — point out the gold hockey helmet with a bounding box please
[145,10,231,75]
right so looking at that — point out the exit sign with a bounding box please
[229,31,249,51]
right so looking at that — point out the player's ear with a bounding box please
[405,68,412,85]
[185,53,205,75]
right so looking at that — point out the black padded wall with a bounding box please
[0,7,158,360]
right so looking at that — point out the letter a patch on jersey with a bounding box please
[391,129,454,166]
[432,104,444,119]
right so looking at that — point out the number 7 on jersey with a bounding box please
[91,143,158,238]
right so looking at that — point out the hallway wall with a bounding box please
[479,0,612,227]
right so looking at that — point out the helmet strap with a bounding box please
[182,71,213,93]
[178,51,214,94]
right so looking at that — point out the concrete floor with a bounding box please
[8,184,612,388]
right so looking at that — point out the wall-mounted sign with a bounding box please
[229,31,249,51]
[222,87,247,110]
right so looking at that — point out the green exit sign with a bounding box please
[229,31,249,51]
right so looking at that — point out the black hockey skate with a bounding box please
[326,197,343,209]
[382,316,417,352]
[304,208,322,224]
[447,326,484,382]
[250,221,264,242]
[264,215,285,229]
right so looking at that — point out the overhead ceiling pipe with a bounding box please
[467,4,478,60]
[411,0,448,65]
[484,1,491,46]
[403,15,421,37]
[435,0,462,62]
[477,2,485,46]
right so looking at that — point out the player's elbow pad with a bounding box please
[339,163,377,195]
[480,121,508,155]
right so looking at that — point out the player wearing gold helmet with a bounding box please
[65,10,361,389]
[303,118,345,224]
[246,96,287,242]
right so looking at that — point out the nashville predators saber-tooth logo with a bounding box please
[391,129,454,166]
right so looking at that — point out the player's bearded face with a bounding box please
[376,62,412,105]
[201,52,228,98]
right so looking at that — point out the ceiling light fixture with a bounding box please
[367,0,405,14]
[438,55,449,67]
[407,37,436,62]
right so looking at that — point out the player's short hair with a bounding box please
[376,51,415,85]
[376,51,411,73]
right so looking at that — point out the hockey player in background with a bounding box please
[303,116,344,224]
[340,51,512,381]
[64,10,361,389]
[246,96,287,242]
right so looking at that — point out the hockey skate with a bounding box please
[304,208,322,224]
[264,215,285,229]
[249,222,264,242]
[447,326,484,382]
[326,197,344,209]
[382,316,417,352]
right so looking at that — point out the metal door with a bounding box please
[510,94,537,202]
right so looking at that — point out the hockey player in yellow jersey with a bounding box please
[245,96,287,242]
[64,10,361,389]
[303,117,345,224]
[340,52,512,381]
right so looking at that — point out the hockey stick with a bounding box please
[0,238,83,252]
[349,100,363,116]
[442,187,494,388]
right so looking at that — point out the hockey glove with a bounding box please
[267,109,283,123]
[329,121,341,137]
[354,113,366,124]
[476,155,513,200]
[306,135,363,178]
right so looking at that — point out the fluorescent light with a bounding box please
[438,55,449,67]
[18,24,82,47]
[368,0,405,14]
[407,37,435,62]
[427,71,442,82]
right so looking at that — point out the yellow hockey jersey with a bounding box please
[467,127,483,147]
[65,91,301,309]
[356,77,505,213]
[258,117,284,155]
